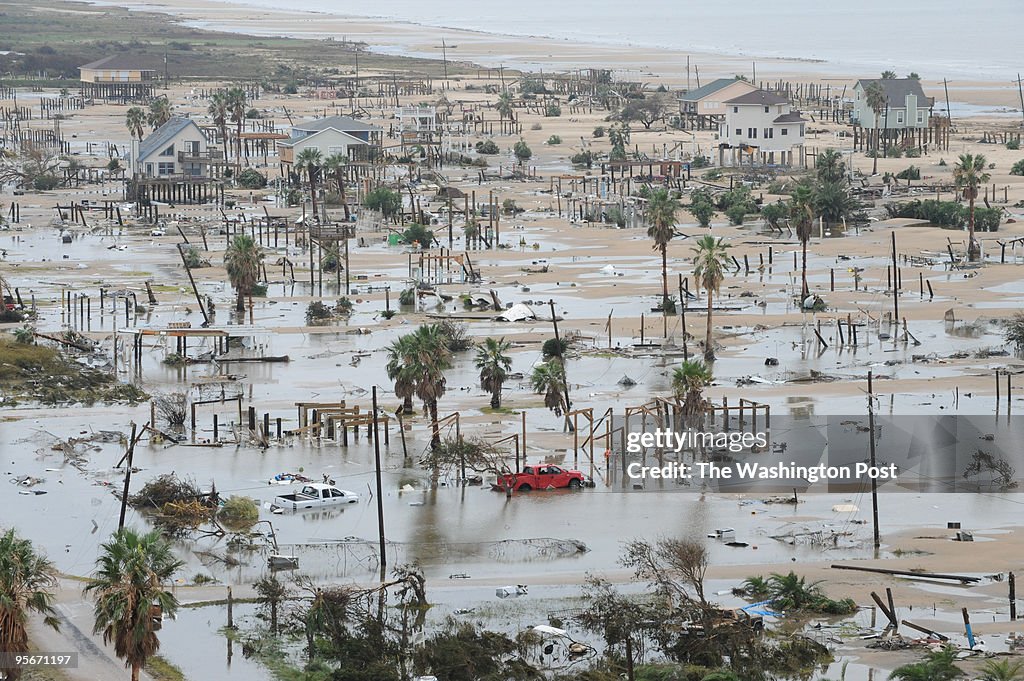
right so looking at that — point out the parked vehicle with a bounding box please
[272,483,359,510]
[496,465,588,492]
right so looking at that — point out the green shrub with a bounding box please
[305,301,332,323]
[542,337,568,359]
[885,147,903,158]
[592,126,605,138]
[904,147,922,158]
[547,135,562,145]
[218,496,259,530]
[475,140,499,154]
[106,158,121,171]
[544,103,562,117]
[33,174,60,191]
[237,168,267,189]
[690,154,712,169]
[402,223,434,247]
[1007,139,1020,151]
[975,207,1002,232]
[365,187,403,219]
[1011,159,1024,176]
[513,140,532,162]
[885,199,966,227]
[725,203,750,225]
[570,151,593,168]
[895,165,920,180]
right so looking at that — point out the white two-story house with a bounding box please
[132,117,214,179]
[717,89,806,167]
[851,78,933,130]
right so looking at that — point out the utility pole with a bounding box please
[441,38,449,86]
[867,371,880,550]
[678,274,689,359]
[548,299,573,431]
[1017,75,1024,130]
[118,422,139,531]
[372,386,387,579]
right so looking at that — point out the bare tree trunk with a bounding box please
[309,170,318,223]
[236,289,245,313]
[872,121,879,175]
[660,243,669,309]
[704,288,714,361]
[624,634,635,681]
[131,664,141,681]
[968,194,980,261]
[801,238,809,298]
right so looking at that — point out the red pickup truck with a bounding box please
[497,465,587,491]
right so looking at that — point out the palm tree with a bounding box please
[646,188,680,311]
[790,184,815,298]
[815,148,846,183]
[865,81,887,175]
[978,659,1024,681]
[125,107,146,141]
[888,646,962,681]
[322,153,350,220]
[408,324,453,458]
[475,337,512,408]
[691,235,731,361]
[953,153,991,261]
[224,87,248,169]
[671,359,712,425]
[296,148,323,222]
[496,92,514,120]
[146,97,172,130]
[224,234,263,312]
[207,93,229,159]
[84,529,183,681]
[0,529,60,681]
[386,334,418,414]
[766,571,824,610]
[531,359,568,416]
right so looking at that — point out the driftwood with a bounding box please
[33,331,93,352]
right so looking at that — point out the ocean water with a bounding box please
[215,0,1022,82]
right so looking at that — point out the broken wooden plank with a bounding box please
[901,619,949,641]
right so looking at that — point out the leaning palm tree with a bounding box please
[84,529,183,681]
[475,337,512,408]
[0,529,60,681]
[408,324,453,457]
[864,81,887,176]
[296,148,323,222]
[790,184,815,298]
[671,359,712,426]
[385,333,418,414]
[146,97,172,130]
[321,153,351,220]
[224,87,248,169]
[953,153,991,261]
[224,234,263,312]
[207,93,229,159]
[531,359,568,416]
[978,659,1024,681]
[646,188,680,311]
[125,107,146,141]
[691,235,731,361]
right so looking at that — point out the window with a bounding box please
[897,111,905,124]
[781,128,788,136]
[748,128,757,139]
[764,128,773,139]
[733,106,738,113]
[157,162,174,176]
[917,111,924,124]
[160,144,174,157]
[764,106,770,113]
[145,163,153,175]
[735,128,742,136]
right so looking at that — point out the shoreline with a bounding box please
[87,0,1024,110]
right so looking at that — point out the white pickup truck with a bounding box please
[272,483,360,510]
